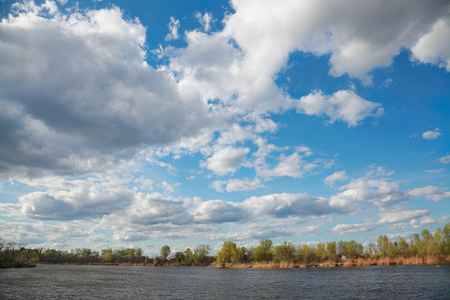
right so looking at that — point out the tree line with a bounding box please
[0,240,148,267]
[216,223,450,265]
[0,238,214,267]
[1,223,449,267]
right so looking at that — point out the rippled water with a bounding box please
[1,264,449,299]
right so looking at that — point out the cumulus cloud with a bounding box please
[210,178,264,192]
[438,154,450,164]
[377,209,430,224]
[223,0,450,84]
[166,9,384,125]
[411,18,450,71]
[193,200,248,223]
[409,186,450,201]
[165,16,180,40]
[329,171,409,209]
[242,193,339,219]
[330,223,376,235]
[0,3,211,179]
[324,171,348,187]
[202,146,250,175]
[0,219,96,247]
[196,12,213,32]
[258,152,317,179]
[105,192,193,226]
[296,90,383,127]
[410,215,450,228]
[422,128,442,140]
[18,179,134,220]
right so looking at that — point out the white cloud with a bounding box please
[295,146,313,157]
[167,8,384,126]
[202,146,250,175]
[330,223,376,235]
[223,0,450,84]
[211,178,264,192]
[225,178,264,192]
[377,209,430,224]
[18,178,134,220]
[242,193,338,219]
[165,16,180,40]
[438,154,450,164]
[210,180,226,193]
[296,90,383,127]
[0,219,97,248]
[105,192,193,226]
[330,171,409,209]
[193,200,248,223]
[258,152,317,179]
[0,3,211,179]
[196,12,213,32]
[422,128,442,140]
[410,215,450,228]
[409,185,450,201]
[424,169,444,173]
[324,171,348,187]
[411,18,450,71]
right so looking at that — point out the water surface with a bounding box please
[1,264,449,299]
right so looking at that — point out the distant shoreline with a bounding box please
[27,255,450,269]
[210,255,450,269]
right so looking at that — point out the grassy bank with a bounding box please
[210,255,450,269]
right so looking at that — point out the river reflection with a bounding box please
[1,264,449,299]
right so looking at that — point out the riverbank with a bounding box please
[210,255,450,269]
[0,262,36,268]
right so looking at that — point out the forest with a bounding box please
[1,223,449,268]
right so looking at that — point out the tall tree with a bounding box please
[160,245,171,263]
[326,242,337,261]
[217,241,238,263]
[194,244,211,264]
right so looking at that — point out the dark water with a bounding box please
[1,264,449,299]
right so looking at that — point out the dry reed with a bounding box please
[228,263,252,268]
[279,261,295,268]
[251,261,279,268]
[319,260,336,268]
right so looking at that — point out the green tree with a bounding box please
[326,241,337,261]
[273,241,296,262]
[101,248,113,263]
[253,246,268,262]
[217,241,239,263]
[298,244,315,264]
[252,239,273,262]
[365,243,376,258]
[194,244,211,264]
[316,243,326,262]
[443,223,450,255]
[397,237,409,257]
[174,252,186,263]
[160,245,171,263]
[259,239,273,252]
[184,248,194,265]
[388,241,396,257]
[377,235,389,256]
[337,241,346,258]
[125,248,135,262]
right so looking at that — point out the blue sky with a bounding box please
[0,0,449,255]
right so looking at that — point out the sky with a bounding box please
[0,0,449,256]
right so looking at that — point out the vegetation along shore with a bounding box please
[1,223,449,269]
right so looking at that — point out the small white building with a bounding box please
[341,255,347,261]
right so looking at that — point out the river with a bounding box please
[1,264,449,299]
